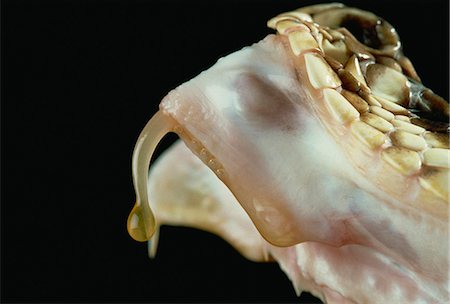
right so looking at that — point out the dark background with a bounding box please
[2,0,448,303]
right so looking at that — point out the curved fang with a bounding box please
[127,110,176,242]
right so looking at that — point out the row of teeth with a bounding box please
[268,6,449,201]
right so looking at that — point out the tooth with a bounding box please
[376,56,402,73]
[361,113,394,132]
[369,106,395,121]
[423,132,450,149]
[338,69,360,92]
[304,53,341,89]
[423,148,450,169]
[419,168,449,200]
[288,31,319,55]
[323,88,360,123]
[366,63,409,105]
[382,146,421,175]
[322,39,350,64]
[344,54,367,86]
[395,115,411,122]
[392,119,425,135]
[341,90,369,113]
[375,96,409,115]
[351,121,386,148]
[390,130,427,151]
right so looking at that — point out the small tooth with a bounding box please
[375,96,409,115]
[304,53,342,89]
[382,146,421,175]
[390,130,427,151]
[338,69,360,92]
[376,56,402,73]
[288,30,319,55]
[361,113,394,133]
[366,63,409,105]
[323,88,360,123]
[419,168,449,200]
[423,148,450,169]
[322,39,350,64]
[370,106,395,122]
[423,132,450,149]
[344,54,367,86]
[395,115,411,122]
[341,90,369,113]
[351,121,386,148]
[392,119,425,135]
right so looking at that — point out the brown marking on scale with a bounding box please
[418,167,449,201]
[376,56,402,73]
[423,132,450,149]
[370,106,395,121]
[421,90,450,119]
[365,63,409,106]
[338,69,361,92]
[375,96,409,115]
[398,55,421,83]
[341,90,369,113]
[338,28,374,60]
[390,131,427,152]
[392,119,425,135]
[381,147,421,176]
[323,88,360,123]
[395,115,411,122]
[410,117,449,133]
[344,54,367,87]
[361,113,394,133]
[324,54,344,71]
[360,92,382,107]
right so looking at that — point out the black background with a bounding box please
[2,0,448,303]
